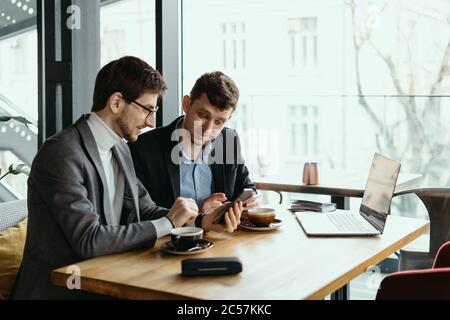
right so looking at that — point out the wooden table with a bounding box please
[52,208,429,300]
[255,171,450,261]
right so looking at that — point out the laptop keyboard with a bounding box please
[328,214,371,232]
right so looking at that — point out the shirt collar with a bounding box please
[87,112,123,152]
[175,117,213,164]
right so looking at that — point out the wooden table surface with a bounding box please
[254,170,450,260]
[52,208,429,300]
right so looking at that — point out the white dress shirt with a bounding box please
[87,113,172,237]
[87,112,124,226]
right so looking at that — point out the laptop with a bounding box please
[296,153,401,236]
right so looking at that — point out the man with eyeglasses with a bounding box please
[11,56,240,300]
[129,71,257,232]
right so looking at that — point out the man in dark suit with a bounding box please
[12,57,241,299]
[129,71,256,232]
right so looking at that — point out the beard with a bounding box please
[116,110,137,142]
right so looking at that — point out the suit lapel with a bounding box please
[112,144,140,222]
[210,130,226,194]
[163,116,185,200]
[211,163,225,194]
[164,140,180,199]
[75,115,113,225]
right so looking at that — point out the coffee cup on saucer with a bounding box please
[246,208,276,227]
[170,227,203,251]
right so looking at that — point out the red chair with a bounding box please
[377,241,450,300]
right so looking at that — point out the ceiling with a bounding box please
[0,0,37,30]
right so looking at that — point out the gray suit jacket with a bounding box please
[11,114,169,299]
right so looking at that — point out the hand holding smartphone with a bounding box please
[212,189,255,225]
[243,194,262,207]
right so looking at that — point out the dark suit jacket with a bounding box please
[11,115,169,300]
[128,116,255,209]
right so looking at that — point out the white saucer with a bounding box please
[160,239,213,255]
[240,219,283,231]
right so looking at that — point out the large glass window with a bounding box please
[0,0,37,199]
[100,0,156,67]
[182,0,450,221]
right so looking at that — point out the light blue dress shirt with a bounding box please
[177,119,214,207]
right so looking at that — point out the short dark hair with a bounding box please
[190,71,239,111]
[92,56,167,112]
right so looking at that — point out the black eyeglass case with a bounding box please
[181,257,243,276]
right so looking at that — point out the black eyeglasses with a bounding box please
[130,100,159,119]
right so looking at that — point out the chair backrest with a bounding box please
[414,191,450,259]
[433,241,450,268]
[377,241,450,300]
[395,189,450,261]
[0,200,28,232]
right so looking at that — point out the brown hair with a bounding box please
[92,56,167,112]
[190,71,239,111]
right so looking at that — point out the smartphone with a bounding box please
[212,189,255,225]
[243,194,261,206]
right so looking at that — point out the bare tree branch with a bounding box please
[348,0,385,133]
[424,17,450,119]
[368,39,428,149]
[429,37,450,96]
[346,1,450,187]
[368,40,407,96]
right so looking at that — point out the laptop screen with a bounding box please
[360,153,401,232]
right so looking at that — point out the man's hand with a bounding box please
[166,197,198,228]
[200,193,227,214]
[243,192,259,209]
[202,201,243,233]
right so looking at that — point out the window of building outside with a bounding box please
[288,17,318,68]
[0,0,38,200]
[221,21,246,70]
[182,0,450,223]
